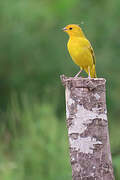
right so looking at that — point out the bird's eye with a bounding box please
[69,27,72,30]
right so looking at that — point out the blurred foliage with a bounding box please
[0,96,71,180]
[0,0,120,179]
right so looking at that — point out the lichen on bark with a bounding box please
[61,75,115,180]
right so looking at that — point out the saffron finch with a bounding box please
[63,24,96,78]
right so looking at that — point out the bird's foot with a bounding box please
[74,76,82,79]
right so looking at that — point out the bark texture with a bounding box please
[61,75,115,180]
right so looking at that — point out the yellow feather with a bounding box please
[63,24,96,78]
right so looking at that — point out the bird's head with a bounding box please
[62,24,85,37]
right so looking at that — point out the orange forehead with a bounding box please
[65,24,80,29]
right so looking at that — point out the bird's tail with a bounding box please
[90,64,97,78]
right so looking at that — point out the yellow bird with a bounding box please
[63,24,96,78]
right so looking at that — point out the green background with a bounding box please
[0,0,120,179]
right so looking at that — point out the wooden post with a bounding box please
[60,75,115,180]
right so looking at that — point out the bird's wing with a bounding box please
[76,37,96,65]
[83,38,96,65]
[89,45,96,65]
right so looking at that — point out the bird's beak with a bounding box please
[62,27,67,31]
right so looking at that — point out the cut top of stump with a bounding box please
[60,75,106,91]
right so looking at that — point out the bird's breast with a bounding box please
[67,38,92,68]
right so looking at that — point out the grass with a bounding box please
[0,95,71,180]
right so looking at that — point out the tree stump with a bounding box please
[60,75,115,180]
